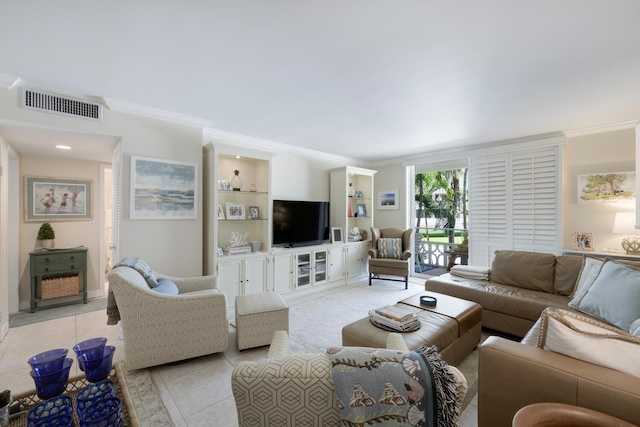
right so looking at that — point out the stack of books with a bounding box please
[368,305,420,332]
[223,246,252,256]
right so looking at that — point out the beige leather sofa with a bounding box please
[424,250,640,426]
[232,331,468,427]
[425,250,582,337]
[478,326,640,427]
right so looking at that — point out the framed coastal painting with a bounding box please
[24,176,93,221]
[130,156,198,220]
[577,171,635,204]
[377,189,399,210]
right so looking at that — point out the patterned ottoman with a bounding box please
[235,291,289,350]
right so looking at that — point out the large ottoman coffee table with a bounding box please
[342,291,482,365]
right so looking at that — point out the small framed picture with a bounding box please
[218,180,231,191]
[226,202,245,220]
[217,204,225,219]
[356,203,367,217]
[378,189,399,210]
[248,206,260,219]
[331,227,343,244]
[353,191,364,199]
[217,247,224,257]
[573,232,595,251]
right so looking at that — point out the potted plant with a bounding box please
[37,222,55,249]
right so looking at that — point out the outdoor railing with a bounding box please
[414,226,468,273]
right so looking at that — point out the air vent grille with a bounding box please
[21,88,102,121]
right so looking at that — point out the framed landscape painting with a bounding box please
[577,171,635,204]
[130,156,198,220]
[25,176,93,221]
[378,189,399,210]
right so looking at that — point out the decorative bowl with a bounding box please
[78,396,122,427]
[81,346,115,383]
[76,380,116,413]
[27,395,73,427]
[30,358,73,399]
[27,349,69,372]
[73,338,107,371]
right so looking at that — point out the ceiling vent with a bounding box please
[21,88,103,122]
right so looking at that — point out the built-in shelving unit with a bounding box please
[330,166,377,242]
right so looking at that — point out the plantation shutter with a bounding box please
[468,145,561,266]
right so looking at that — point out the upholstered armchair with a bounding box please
[232,331,467,427]
[369,227,413,289]
[108,266,228,370]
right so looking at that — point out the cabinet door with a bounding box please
[313,250,328,285]
[296,252,312,288]
[218,258,243,308]
[244,256,268,294]
[273,253,294,294]
[328,246,345,282]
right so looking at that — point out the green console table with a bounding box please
[29,247,88,313]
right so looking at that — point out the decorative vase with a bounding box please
[231,170,242,191]
[42,239,54,249]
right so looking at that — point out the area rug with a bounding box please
[287,279,481,409]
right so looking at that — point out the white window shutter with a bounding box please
[469,145,562,266]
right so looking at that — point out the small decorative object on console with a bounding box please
[231,169,242,191]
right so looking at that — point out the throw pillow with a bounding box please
[568,255,604,309]
[152,278,179,295]
[577,260,640,331]
[537,308,640,378]
[114,257,159,288]
[631,319,640,338]
[489,250,556,293]
[378,238,402,259]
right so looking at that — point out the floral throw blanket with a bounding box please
[328,345,460,427]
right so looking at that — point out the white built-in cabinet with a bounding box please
[204,150,375,308]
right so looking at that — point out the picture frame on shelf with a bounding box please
[356,203,367,217]
[572,231,595,251]
[377,189,399,210]
[217,247,224,257]
[24,176,93,221]
[331,227,344,243]
[218,180,231,191]
[248,206,260,219]
[226,203,245,220]
[130,156,197,220]
[353,191,364,199]
[217,204,225,219]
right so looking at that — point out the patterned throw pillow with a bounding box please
[378,238,402,259]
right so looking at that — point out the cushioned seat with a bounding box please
[235,291,289,350]
[368,227,413,289]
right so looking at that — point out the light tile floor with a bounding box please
[0,298,478,427]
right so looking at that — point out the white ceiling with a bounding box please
[2,1,640,163]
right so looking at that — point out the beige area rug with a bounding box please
[287,279,482,409]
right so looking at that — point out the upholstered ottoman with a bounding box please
[235,291,289,350]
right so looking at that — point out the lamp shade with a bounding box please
[612,212,640,235]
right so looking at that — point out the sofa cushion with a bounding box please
[152,278,179,295]
[490,250,556,293]
[569,255,604,301]
[377,238,402,259]
[537,308,640,378]
[553,255,583,296]
[577,260,640,331]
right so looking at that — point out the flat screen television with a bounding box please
[272,200,330,247]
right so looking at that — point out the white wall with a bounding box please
[563,128,635,252]
[371,163,408,230]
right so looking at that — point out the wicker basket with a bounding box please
[41,274,79,299]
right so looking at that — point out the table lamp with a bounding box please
[612,212,640,254]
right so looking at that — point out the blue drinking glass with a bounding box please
[78,397,122,427]
[81,346,116,383]
[30,358,73,400]
[28,349,69,372]
[27,395,73,427]
[73,338,107,372]
[76,380,116,414]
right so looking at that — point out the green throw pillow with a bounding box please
[378,238,402,259]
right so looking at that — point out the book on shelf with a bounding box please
[223,246,252,256]
[374,305,417,322]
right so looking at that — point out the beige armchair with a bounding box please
[231,330,467,427]
[108,266,228,370]
[369,227,413,289]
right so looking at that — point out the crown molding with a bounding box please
[563,120,638,137]
[0,73,21,90]
[103,97,211,128]
[203,127,363,165]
